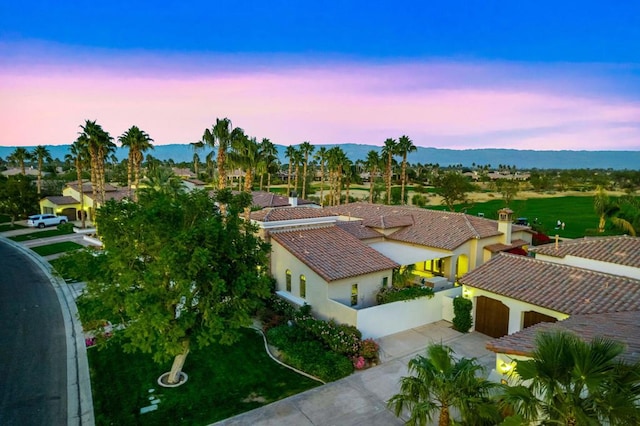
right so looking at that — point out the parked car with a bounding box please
[27,214,68,228]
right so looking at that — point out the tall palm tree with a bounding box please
[32,145,52,194]
[66,137,89,227]
[299,141,315,199]
[292,148,303,197]
[397,135,417,205]
[593,186,636,235]
[79,120,115,205]
[258,138,278,191]
[284,145,298,196]
[388,343,499,426]
[500,330,640,425]
[381,138,398,205]
[118,126,154,201]
[326,147,347,206]
[365,150,381,204]
[314,147,328,206]
[190,141,204,178]
[202,117,234,190]
[228,132,260,220]
[8,147,31,175]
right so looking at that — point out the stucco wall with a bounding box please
[536,253,640,280]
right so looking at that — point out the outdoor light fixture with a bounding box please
[500,361,514,374]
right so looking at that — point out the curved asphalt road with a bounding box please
[0,239,68,425]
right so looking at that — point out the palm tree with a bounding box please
[190,141,204,177]
[118,126,154,201]
[202,117,234,190]
[381,138,398,205]
[8,147,31,175]
[79,120,115,205]
[593,186,636,235]
[299,141,315,199]
[500,330,640,425]
[292,148,303,197]
[314,147,328,206]
[398,135,417,205]
[228,132,261,220]
[285,145,298,196]
[66,137,89,228]
[326,147,347,205]
[388,343,499,426]
[365,150,381,204]
[141,166,185,198]
[258,138,278,191]
[32,145,52,194]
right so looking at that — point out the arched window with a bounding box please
[286,269,292,292]
[300,275,306,299]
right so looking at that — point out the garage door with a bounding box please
[475,296,509,338]
[523,311,557,329]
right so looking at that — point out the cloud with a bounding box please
[1,42,639,150]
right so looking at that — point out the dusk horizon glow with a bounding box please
[1,2,639,151]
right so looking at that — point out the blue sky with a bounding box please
[1,1,639,149]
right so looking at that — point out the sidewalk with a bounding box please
[214,321,495,426]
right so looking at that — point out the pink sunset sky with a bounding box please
[1,43,639,150]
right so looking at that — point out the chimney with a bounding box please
[497,208,513,245]
[289,190,298,207]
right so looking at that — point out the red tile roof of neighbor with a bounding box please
[460,253,640,315]
[270,226,399,282]
[325,202,530,250]
[42,195,80,205]
[532,235,640,268]
[250,207,336,222]
[486,311,640,363]
[484,239,530,253]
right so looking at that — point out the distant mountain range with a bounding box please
[1,143,639,170]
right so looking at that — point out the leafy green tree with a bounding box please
[500,330,640,425]
[496,179,519,207]
[434,171,475,211]
[32,145,52,194]
[0,175,39,225]
[388,343,500,426]
[77,189,272,385]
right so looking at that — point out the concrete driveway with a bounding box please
[214,321,496,426]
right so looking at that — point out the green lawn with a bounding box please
[31,241,83,256]
[0,223,27,232]
[10,227,75,242]
[89,329,319,426]
[430,196,629,239]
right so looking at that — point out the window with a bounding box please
[382,277,388,287]
[351,284,358,306]
[286,270,292,292]
[300,275,306,299]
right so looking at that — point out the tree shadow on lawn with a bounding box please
[89,328,320,426]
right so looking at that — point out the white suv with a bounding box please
[27,214,68,228]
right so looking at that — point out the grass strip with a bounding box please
[31,241,83,256]
[89,329,319,425]
[10,227,74,242]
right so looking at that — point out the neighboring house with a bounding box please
[253,202,533,338]
[1,167,41,177]
[39,180,129,221]
[459,235,640,379]
[182,178,207,192]
[171,167,196,179]
[250,191,318,209]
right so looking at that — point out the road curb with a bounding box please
[0,236,95,426]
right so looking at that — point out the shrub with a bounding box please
[58,222,75,233]
[412,194,427,207]
[376,286,434,304]
[267,296,297,320]
[452,296,473,333]
[360,338,379,361]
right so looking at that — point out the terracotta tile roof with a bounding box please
[336,220,383,240]
[42,195,80,205]
[250,191,316,208]
[67,180,118,192]
[325,203,526,250]
[103,189,130,202]
[362,214,414,229]
[532,235,640,268]
[250,207,336,222]
[270,226,399,282]
[460,253,640,315]
[484,239,530,253]
[486,311,640,363]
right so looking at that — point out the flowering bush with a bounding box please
[360,338,379,361]
[353,356,366,370]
